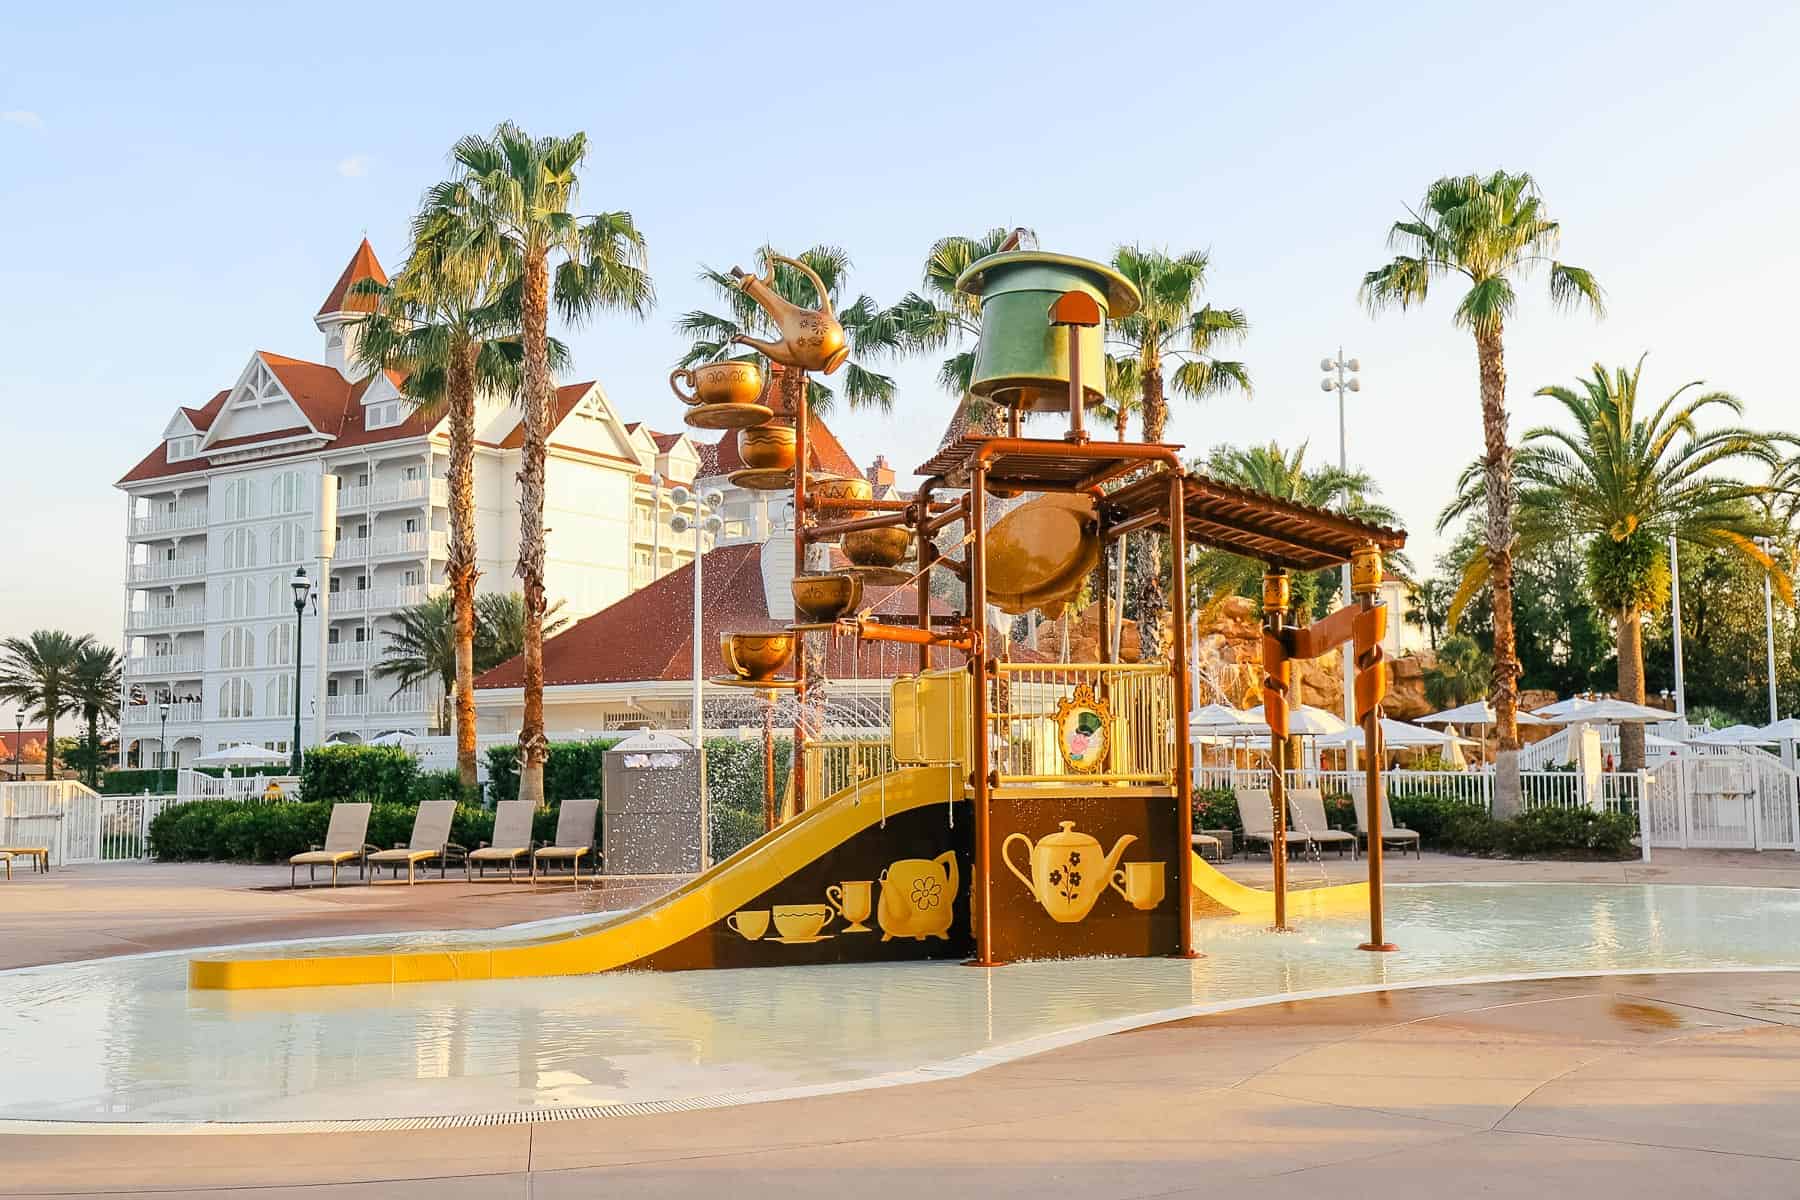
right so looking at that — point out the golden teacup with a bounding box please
[842,525,911,568]
[1109,861,1166,911]
[669,360,766,407]
[725,909,770,940]
[721,632,795,681]
[826,880,874,933]
[771,903,835,940]
[791,573,862,623]
[738,423,796,471]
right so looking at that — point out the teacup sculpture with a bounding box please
[842,525,912,569]
[669,360,766,407]
[791,572,862,622]
[809,475,874,531]
[737,422,797,472]
[770,903,836,942]
[827,880,874,933]
[720,632,795,682]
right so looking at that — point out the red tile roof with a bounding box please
[474,543,964,690]
[315,239,387,317]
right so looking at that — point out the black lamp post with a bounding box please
[157,699,170,793]
[290,567,311,775]
[12,712,21,782]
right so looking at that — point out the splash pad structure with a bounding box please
[189,245,1405,992]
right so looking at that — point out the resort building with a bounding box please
[114,241,708,768]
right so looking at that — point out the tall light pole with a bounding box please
[1321,350,1362,766]
[1667,533,1688,736]
[289,567,312,775]
[1758,536,1780,724]
[17,711,28,782]
[670,486,723,868]
[649,471,663,586]
[157,700,170,793]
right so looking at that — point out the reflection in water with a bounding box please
[3,883,1799,1125]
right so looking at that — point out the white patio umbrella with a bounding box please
[193,743,286,767]
[1541,698,1671,725]
[1245,703,1348,737]
[1760,717,1800,741]
[1320,718,1474,752]
[1689,723,1771,746]
[1188,704,1270,735]
[1418,700,1547,726]
[368,730,419,748]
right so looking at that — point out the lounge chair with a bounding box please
[532,798,599,885]
[1191,832,1223,861]
[1233,788,1284,858]
[1352,790,1422,859]
[1287,789,1358,859]
[366,800,465,884]
[289,802,373,887]
[467,799,535,882]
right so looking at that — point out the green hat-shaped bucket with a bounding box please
[955,251,1140,413]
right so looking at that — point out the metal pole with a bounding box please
[1335,349,1357,774]
[291,592,304,775]
[1668,534,1687,737]
[650,472,662,585]
[1765,553,1780,725]
[1353,545,1395,952]
[971,458,995,966]
[1263,570,1291,932]
[791,370,809,814]
[1168,472,1197,958]
[690,511,703,753]
[158,711,167,794]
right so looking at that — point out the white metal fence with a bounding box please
[1194,766,1645,817]
[1,780,301,865]
[1644,755,1799,850]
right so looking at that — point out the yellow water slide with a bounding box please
[190,765,963,991]
[1189,852,1369,918]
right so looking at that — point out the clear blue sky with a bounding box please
[4,0,1797,699]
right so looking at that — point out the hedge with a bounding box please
[707,736,791,862]
[102,766,227,795]
[149,798,501,864]
[298,745,418,803]
[485,739,617,804]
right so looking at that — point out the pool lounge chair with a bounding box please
[1286,789,1358,859]
[366,800,465,885]
[467,799,535,882]
[1191,831,1223,861]
[289,802,373,887]
[1233,788,1285,858]
[532,798,599,885]
[1352,790,1422,859]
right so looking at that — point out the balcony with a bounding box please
[123,701,202,727]
[328,585,430,614]
[430,478,448,507]
[327,688,426,719]
[126,606,206,632]
[125,653,204,677]
[129,558,207,584]
[325,695,366,718]
[326,641,376,669]
[131,509,207,537]
[338,478,429,511]
[334,537,368,562]
[369,531,428,559]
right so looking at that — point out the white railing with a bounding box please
[125,653,204,677]
[1643,754,1798,850]
[1193,766,1645,818]
[178,770,298,799]
[1,781,100,865]
[330,584,428,613]
[129,558,207,583]
[131,509,207,536]
[334,537,369,561]
[127,605,205,631]
[413,733,517,778]
[326,695,367,717]
[370,688,428,716]
[430,478,448,507]
[327,641,375,667]
[990,663,1174,784]
[370,531,428,558]
[122,701,202,726]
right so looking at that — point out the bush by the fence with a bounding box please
[408,768,482,808]
[1383,794,1636,859]
[706,736,791,861]
[150,798,497,863]
[1194,787,1241,833]
[101,766,227,794]
[485,739,618,803]
[298,745,418,803]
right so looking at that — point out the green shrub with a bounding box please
[1499,807,1637,858]
[485,739,617,802]
[1440,806,1501,855]
[409,769,481,808]
[1388,792,1471,843]
[1323,791,1355,831]
[149,797,495,863]
[1193,787,1241,833]
[299,745,418,803]
[102,766,227,794]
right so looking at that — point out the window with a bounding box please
[402,568,420,588]
[220,627,255,669]
[166,436,197,462]
[353,626,368,643]
[267,678,293,717]
[222,528,258,570]
[404,465,421,481]
[217,677,254,719]
[367,402,401,430]
[269,471,304,515]
[356,523,368,539]
[218,578,254,619]
[357,473,369,488]
[356,575,368,591]
[326,679,339,698]
[221,479,256,521]
[352,678,366,697]
[329,576,341,595]
[267,624,292,666]
[327,627,340,645]
[268,520,305,564]
[403,517,418,534]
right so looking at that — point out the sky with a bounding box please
[4,0,1798,723]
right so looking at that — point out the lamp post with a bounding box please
[289,567,312,775]
[157,700,170,793]
[1320,350,1362,766]
[670,486,723,868]
[1667,533,1688,737]
[649,471,663,586]
[13,711,23,782]
[1758,536,1779,724]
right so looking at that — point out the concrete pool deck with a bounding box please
[2,969,1797,1197]
[4,849,1798,973]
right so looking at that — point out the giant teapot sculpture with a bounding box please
[731,254,849,375]
[1003,821,1137,924]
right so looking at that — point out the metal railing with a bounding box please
[131,509,207,536]
[804,738,896,807]
[125,653,204,677]
[129,558,207,583]
[1194,765,1646,817]
[122,700,202,726]
[330,584,429,613]
[127,606,206,631]
[326,641,376,667]
[989,662,1174,785]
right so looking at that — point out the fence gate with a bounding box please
[1645,756,1799,850]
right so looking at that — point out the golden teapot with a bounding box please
[876,851,958,941]
[730,254,849,375]
[1002,821,1137,924]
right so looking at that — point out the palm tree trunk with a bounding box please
[1114,406,1129,441]
[86,708,100,788]
[1474,325,1523,815]
[446,344,481,789]
[516,250,552,807]
[43,701,56,782]
[1616,606,1646,770]
[1133,354,1168,659]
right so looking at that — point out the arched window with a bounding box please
[222,528,258,570]
[217,578,254,619]
[267,623,292,666]
[222,479,257,521]
[270,471,304,515]
[217,677,255,719]
[219,627,255,669]
[267,678,292,717]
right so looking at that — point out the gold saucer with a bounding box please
[768,934,835,945]
[843,564,915,587]
[729,467,797,491]
[708,675,800,690]
[686,402,774,431]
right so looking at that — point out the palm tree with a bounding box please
[1442,357,1788,768]
[352,210,532,788]
[434,122,654,806]
[0,631,92,781]
[66,643,121,788]
[376,593,457,734]
[1361,171,1603,795]
[474,592,569,671]
[881,227,1030,439]
[1424,634,1491,709]
[676,244,903,419]
[1410,578,1454,651]
[1188,442,1404,613]
[1107,246,1250,657]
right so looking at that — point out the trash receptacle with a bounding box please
[602,731,704,875]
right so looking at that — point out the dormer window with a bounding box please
[166,436,198,462]
[367,401,401,430]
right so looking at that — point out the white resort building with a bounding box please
[115,241,710,769]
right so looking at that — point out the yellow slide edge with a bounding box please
[190,765,961,991]
[1189,852,1370,918]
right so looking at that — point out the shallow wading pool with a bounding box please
[3,883,1798,1127]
